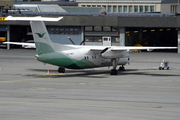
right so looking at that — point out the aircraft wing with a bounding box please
[111,46,177,51]
[90,46,177,59]
[91,46,177,51]
[3,42,35,48]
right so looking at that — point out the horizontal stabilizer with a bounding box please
[5,16,63,21]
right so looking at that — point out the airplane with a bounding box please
[4,16,177,75]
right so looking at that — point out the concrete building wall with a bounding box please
[161,4,170,13]
[0,0,14,9]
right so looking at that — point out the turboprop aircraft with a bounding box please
[5,16,177,75]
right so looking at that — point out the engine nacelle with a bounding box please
[101,48,129,59]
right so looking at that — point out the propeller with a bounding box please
[68,37,75,45]
[68,37,85,45]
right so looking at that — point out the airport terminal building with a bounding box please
[0,0,180,53]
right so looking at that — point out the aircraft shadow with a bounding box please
[25,68,180,78]
[26,68,110,78]
[118,69,180,77]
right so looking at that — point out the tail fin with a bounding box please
[5,16,63,54]
[30,21,54,54]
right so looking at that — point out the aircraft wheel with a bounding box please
[118,66,125,71]
[62,68,65,73]
[58,67,65,73]
[110,69,118,75]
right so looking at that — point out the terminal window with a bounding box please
[145,6,149,12]
[134,6,138,12]
[94,26,102,31]
[102,5,106,9]
[108,6,112,12]
[49,27,79,35]
[113,6,117,13]
[139,6,143,12]
[150,6,154,12]
[85,36,102,42]
[123,6,127,13]
[118,6,122,13]
[129,6,133,13]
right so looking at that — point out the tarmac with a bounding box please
[1,48,180,120]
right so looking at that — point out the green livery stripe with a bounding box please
[35,42,98,69]
[36,50,98,69]
[38,54,98,69]
[35,42,55,54]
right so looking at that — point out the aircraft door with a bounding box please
[102,36,111,46]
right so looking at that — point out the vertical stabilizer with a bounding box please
[30,21,54,54]
[5,16,63,54]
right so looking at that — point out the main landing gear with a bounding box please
[58,67,65,73]
[110,59,125,75]
[118,65,125,71]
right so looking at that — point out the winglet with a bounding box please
[5,16,63,22]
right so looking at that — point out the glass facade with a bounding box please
[123,6,127,13]
[49,27,79,35]
[102,5,106,9]
[113,6,117,13]
[134,6,138,12]
[150,6,154,12]
[80,4,155,13]
[118,6,122,13]
[145,6,149,12]
[108,5,112,12]
[139,6,143,12]
[129,6,133,13]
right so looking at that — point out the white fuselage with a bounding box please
[61,47,130,68]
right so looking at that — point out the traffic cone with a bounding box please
[1,66,3,71]
[47,70,49,75]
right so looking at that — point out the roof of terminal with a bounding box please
[13,4,175,16]
[14,5,106,13]
[76,0,179,3]
[14,1,77,6]
[61,7,106,13]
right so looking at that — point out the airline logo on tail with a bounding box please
[36,33,46,38]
